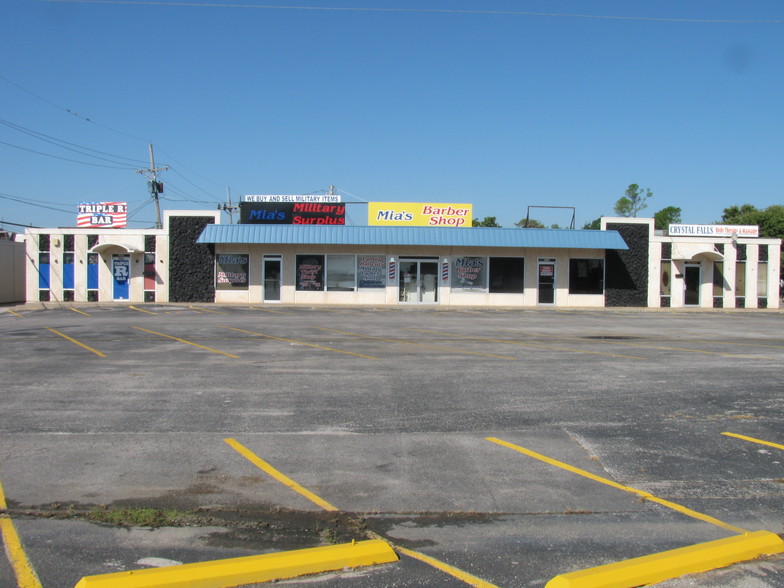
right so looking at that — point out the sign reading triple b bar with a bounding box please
[368,203,472,227]
[239,202,345,225]
[77,202,128,228]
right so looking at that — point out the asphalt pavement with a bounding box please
[0,303,782,587]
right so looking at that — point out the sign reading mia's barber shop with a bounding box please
[668,224,759,238]
[368,203,472,227]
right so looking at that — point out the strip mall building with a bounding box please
[24,207,781,309]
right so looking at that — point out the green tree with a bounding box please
[721,204,784,272]
[582,217,602,230]
[472,216,501,227]
[653,206,682,230]
[614,184,653,217]
[720,204,784,239]
[514,218,545,228]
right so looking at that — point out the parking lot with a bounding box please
[0,304,783,587]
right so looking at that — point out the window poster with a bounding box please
[296,255,324,291]
[216,254,249,290]
[452,257,487,290]
[357,255,386,288]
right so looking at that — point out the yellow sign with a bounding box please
[368,203,473,227]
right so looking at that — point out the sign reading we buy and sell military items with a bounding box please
[239,201,345,225]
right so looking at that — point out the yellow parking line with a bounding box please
[69,307,91,316]
[0,480,43,588]
[249,307,293,314]
[129,305,158,314]
[45,328,106,358]
[722,432,784,451]
[314,327,516,360]
[224,438,339,511]
[132,326,239,358]
[221,326,378,359]
[408,328,645,360]
[6,309,23,318]
[225,440,497,587]
[396,546,499,587]
[486,437,748,535]
[189,305,226,314]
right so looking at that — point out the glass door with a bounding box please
[112,254,131,300]
[399,259,438,303]
[263,256,282,302]
[538,259,556,304]
[684,263,701,306]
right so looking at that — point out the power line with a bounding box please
[161,181,217,204]
[0,139,138,169]
[1,78,230,202]
[0,220,41,229]
[0,192,76,214]
[34,1,784,24]
[168,168,220,200]
[0,118,149,166]
[0,75,151,142]
[157,147,227,189]
[126,199,152,221]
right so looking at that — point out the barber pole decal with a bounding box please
[388,258,396,282]
[442,259,449,282]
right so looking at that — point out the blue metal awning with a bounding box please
[197,224,628,250]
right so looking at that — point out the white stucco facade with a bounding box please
[602,217,781,309]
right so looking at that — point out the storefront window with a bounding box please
[569,259,604,294]
[712,262,724,297]
[735,261,746,308]
[144,252,156,302]
[38,252,51,290]
[296,255,325,291]
[62,252,75,290]
[327,255,356,291]
[758,262,768,306]
[357,255,386,288]
[216,253,249,290]
[661,261,671,296]
[451,257,487,291]
[712,262,724,308]
[86,253,99,301]
[489,257,524,293]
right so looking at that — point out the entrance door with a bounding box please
[399,259,438,303]
[112,254,131,300]
[263,256,282,302]
[684,263,701,306]
[538,259,556,304]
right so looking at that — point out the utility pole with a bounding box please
[218,187,238,224]
[135,144,170,229]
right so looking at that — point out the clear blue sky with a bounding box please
[2,0,783,230]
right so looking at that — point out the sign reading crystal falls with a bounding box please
[239,202,346,225]
[77,202,127,228]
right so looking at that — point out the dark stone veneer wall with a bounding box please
[605,222,649,307]
[169,216,215,302]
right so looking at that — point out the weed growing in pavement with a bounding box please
[86,505,191,527]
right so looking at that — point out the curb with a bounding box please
[545,530,784,588]
[74,539,398,588]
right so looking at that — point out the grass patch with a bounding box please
[87,505,189,527]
